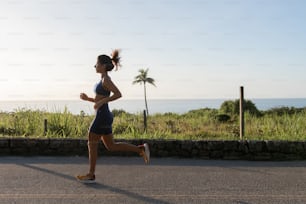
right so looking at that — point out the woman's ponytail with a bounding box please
[111,49,121,70]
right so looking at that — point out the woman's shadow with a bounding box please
[19,163,170,204]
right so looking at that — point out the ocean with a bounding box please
[0,98,306,115]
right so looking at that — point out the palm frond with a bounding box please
[146,78,156,86]
[132,79,143,85]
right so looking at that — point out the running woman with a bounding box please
[77,49,150,183]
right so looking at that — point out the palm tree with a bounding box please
[132,68,156,115]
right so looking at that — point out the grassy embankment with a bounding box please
[0,103,306,141]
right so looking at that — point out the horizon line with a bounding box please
[1,97,306,102]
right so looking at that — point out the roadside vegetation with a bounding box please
[0,100,305,141]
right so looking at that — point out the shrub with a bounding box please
[220,99,261,117]
[215,114,231,122]
[112,109,131,117]
[264,107,304,116]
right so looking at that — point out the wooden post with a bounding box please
[143,110,147,132]
[240,86,244,140]
[44,119,48,136]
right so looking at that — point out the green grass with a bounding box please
[245,111,306,140]
[0,107,306,140]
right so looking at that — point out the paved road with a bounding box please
[1,156,306,204]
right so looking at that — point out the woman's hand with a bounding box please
[93,103,99,110]
[94,98,107,110]
[80,93,89,101]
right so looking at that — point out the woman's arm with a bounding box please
[94,78,122,109]
[80,93,95,103]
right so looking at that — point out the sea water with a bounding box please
[0,98,306,115]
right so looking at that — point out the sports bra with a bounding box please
[95,81,110,96]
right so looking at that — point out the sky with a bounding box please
[0,0,305,100]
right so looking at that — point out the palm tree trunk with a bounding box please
[144,82,149,115]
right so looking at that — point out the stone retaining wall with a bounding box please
[1,138,306,160]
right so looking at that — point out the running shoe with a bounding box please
[139,143,150,164]
[76,174,96,184]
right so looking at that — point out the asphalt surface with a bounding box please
[1,156,306,204]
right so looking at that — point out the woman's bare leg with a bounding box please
[88,132,101,176]
[101,134,142,154]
